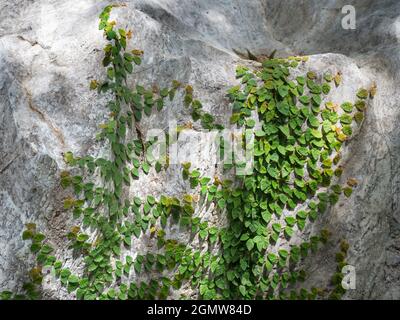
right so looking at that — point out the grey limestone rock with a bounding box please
[0,0,399,299]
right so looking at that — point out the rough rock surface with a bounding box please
[0,0,399,299]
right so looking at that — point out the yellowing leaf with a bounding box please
[334,72,342,87]
[337,133,347,142]
[307,71,316,80]
[183,194,193,203]
[347,178,358,187]
[90,80,98,90]
[71,226,80,234]
[131,49,144,56]
[302,56,309,62]
[331,125,342,135]
[60,171,70,178]
[63,197,75,209]
[369,82,377,98]
[150,226,157,234]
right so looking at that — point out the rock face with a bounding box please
[0,0,399,299]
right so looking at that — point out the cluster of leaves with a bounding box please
[184,85,224,130]
[1,5,371,300]
[181,56,368,299]
[4,5,184,300]
[1,5,231,301]
[1,223,54,300]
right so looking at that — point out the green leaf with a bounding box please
[254,236,267,251]
[131,167,139,178]
[41,244,54,254]
[278,249,289,259]
[143,203,151,214]
[240,233,249,241]
[30,243,41,253]
[239,285,247,296]
[255,129,266,137]
[142,162,150,175]
[134,197,142,206]
[322,83,331,94]
[354,112,364,124]
[68,275,79,284]
[311,129,322,138]
[147,195,156,205]
[297,210,307,219]
[341,102,353,113]
[299,96,310,105]
[296,76,305,85]
[124,236,132,246]
[261,211,271,224]
[112,245,121,256]
[277,145,286,156]
[217,198,226,209]
[106,30,117,39]
[297,219,306,230]
[270,232,279,243]
[125,61,133,73]
[356,88,368,99]
[285,216,296,227]
[343,187,353,197]
[246,239,255,251]
[107,289,116,299]
[230,113,241,124]
[312,94,321,106]
[278,85,289,97]
[60,268,71,279]
[199,229,208,240]
[324,73,333,82]
[246,119,255,128]
[279,124,290,138]
[342,125,352,136]
[272,223,281,233]
[308,115,320,128]
[277,102,290,115]
[268,253,278,264]
[284,226,294,238]
[77,234,89,242]
[279,194,288,204]
[88,264,97,272]
[133,56,142,65]
[355,100,366,111]
[340,114,353,125]
[267,166,279,179]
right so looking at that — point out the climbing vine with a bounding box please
[1,4,373,300]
